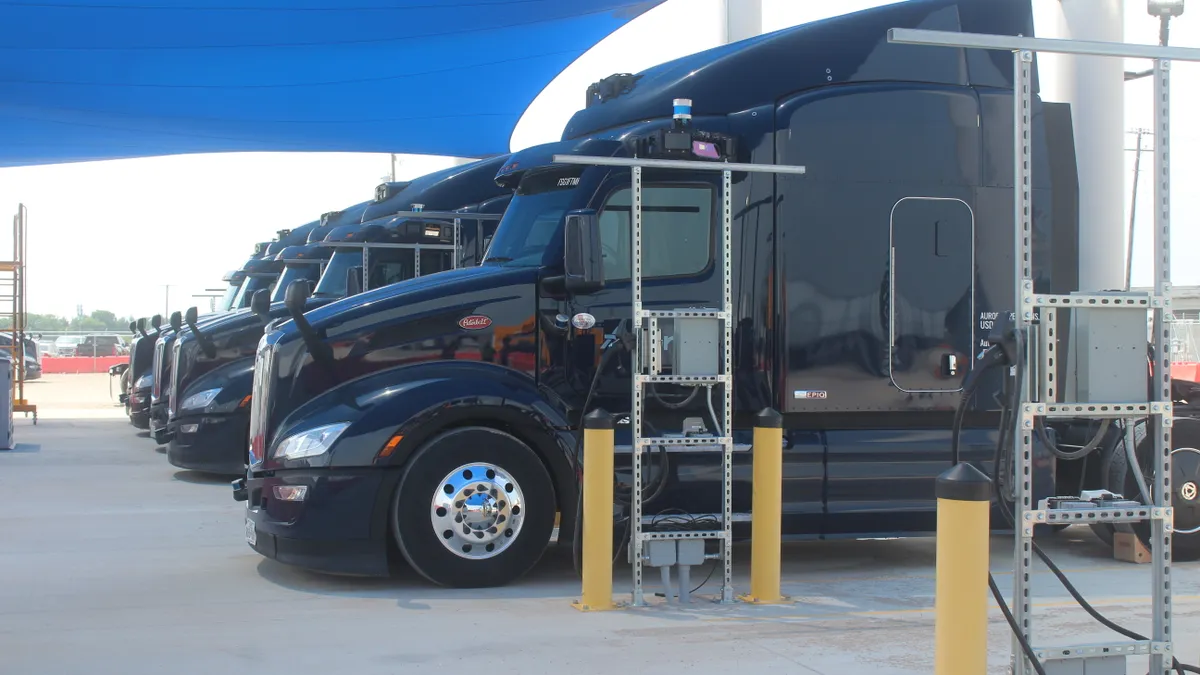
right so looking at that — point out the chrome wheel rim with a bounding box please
[431,462,525,560]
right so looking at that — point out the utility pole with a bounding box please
[162,284,174,318]
[1125,128,1150,290]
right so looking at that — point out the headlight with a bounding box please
[135,374,153,389]
[180,388,221,412]
[273,422,350,461]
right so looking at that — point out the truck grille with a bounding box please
[150,339,166,401]
[168,339,182,419]
[248,337,275,469]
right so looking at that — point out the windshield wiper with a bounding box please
[485,256,514,263]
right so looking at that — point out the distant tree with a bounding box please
[69,316,107,332]
[89,310,119,329]
[0,313,69,331]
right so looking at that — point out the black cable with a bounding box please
[989,573,1049,675]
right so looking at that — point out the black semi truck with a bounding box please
[234,0,1200,588]
[125,239,277,429]
[164,157,513,474]
[146,219,348,444]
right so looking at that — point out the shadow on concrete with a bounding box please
[136,430,151,438]
[5,443,41,453]
[254,546,583,607]
[155,446,167,454]
[172,469,236,485]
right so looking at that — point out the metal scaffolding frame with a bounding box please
[2,205,36,423]
[888,27,1200,675]
[553,152,804,606]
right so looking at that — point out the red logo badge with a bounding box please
[458,315,492,330]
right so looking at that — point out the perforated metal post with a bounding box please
[630,164,646,606]
[1012,48,1036,675]
[1150,55,1173,675]
[720,168,734,603]
[453,217,461,269]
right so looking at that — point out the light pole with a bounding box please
[162,284,174,317]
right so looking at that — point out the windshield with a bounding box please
[271,263,322,303]
[313,248,362,298]
[217,281,241,312]
[234,274,275,309]
[483,168,592,267]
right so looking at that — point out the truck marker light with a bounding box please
[181,424,199,434]
[272,485,308,502]
[379,435,403,458]
[239,395,252,408]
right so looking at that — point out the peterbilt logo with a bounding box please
[458,315,492,330]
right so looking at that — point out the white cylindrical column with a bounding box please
[721,0,762,44]
[1036,0,1126,292]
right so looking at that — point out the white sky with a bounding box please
[0,0,1193,318]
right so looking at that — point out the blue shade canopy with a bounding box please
[0,0,663,167]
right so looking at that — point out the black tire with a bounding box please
[391,426,556,588]
[1107,417,1200,562]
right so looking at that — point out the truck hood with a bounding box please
[295,264,540,339]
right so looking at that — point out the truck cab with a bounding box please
[146,231,303,445]
[236,0,1200,586]
[165,158,513,474]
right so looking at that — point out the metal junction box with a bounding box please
[671,314,720,377]
[1065,292,1149,404]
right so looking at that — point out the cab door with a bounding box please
[562,172,723,419]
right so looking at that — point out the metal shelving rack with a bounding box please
[888,28,1200,675]
[553,153,804,606]
[353,210,503,287]
[2,205,36,423]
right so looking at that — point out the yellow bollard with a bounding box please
[573,408,615,611]
[934,462,993,675]
[740,407,786,604]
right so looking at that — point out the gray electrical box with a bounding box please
[0,354,12,451]
[671,313,721,376]
[1065,292,1149,403]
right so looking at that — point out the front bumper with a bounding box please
[129,388,152,428]
[235,468,396,576]
[149,402,174,444]
[167,412,248,475]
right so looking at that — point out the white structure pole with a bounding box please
[1036,0,1127,291]
[721,0,762,44]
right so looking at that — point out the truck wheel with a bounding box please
[1107,417,1200,562]
[391,426,556,588]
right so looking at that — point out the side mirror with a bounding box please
[128,320,137,334]
[251,288,271,321]
[284,279,311,315]
[184,306,199,328]
[563,210,605,293]
[169,311,182,333]
[346,267,363,296]
[135,318,148,337]
[151,314,162,331]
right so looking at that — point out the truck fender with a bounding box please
[317,361,579,532]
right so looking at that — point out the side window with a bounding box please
[598,184,713,280]
[367,248,414,289]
